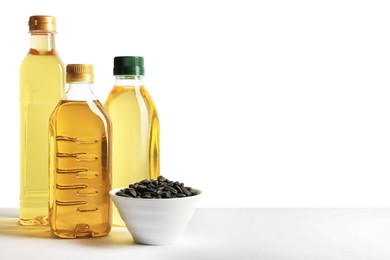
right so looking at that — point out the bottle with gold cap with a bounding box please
[19,15,65,225]
[104,56,159,226]
[49,64,112,238]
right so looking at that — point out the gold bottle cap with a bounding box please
[29,15,57,33]
[66,64,94,83]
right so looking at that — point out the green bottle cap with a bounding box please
[113,56,144,76]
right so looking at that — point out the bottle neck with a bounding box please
[64,82,97,101]
[29,32,56,55]
[114,75,144,87]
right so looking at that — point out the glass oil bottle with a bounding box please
[19,15,65,225]
[49,64,112,238]
[104,56,159,225]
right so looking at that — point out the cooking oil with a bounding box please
[19,15,65,225]
[104,56,159,225]
[49,64,112,238]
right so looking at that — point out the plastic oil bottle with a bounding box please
[19,15,65,225]
[104,56,159,225]
[49,64,112,238]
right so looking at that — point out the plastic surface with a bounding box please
[113,56,144,76]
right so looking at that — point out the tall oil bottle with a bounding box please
[19,15,65,225]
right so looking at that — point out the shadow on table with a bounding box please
[76,228,137,248]
[0,217,136,246]
[0,217,51,239]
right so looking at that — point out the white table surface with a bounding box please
[0,208,390,260]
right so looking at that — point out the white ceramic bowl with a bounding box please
[110,187,202,245]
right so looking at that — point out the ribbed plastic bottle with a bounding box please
[49,64,112,238]
[104,56,160,225]
[19,15,65,225]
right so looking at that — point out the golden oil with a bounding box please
[49,65,112,238]
[19,16,64,225]
[104,57,159,226]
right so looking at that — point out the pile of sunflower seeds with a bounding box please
[115,176,200,199]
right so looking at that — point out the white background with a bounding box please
[1,0,390,208]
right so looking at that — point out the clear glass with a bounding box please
[49,81,112,238]
[104,75,160,226]
[19,32,65,225]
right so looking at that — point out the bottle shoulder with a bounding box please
[49,100,112,136]
[105,85,156,103]
[51,100,111,122]
[104,85,158,122]
[20,53,64,70]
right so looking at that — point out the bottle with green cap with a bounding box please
[104,56,160,226]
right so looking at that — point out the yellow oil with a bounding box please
[20,50,64,225]
[49,101,111,238]
[104,85,159,225]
